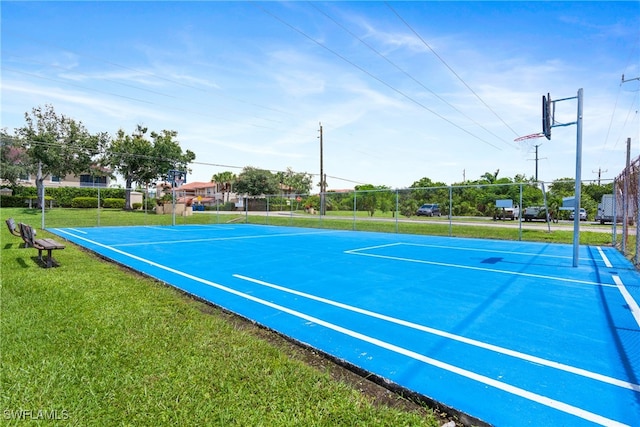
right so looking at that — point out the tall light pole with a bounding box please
[318,122,325,215]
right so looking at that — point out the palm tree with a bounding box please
[481,169,500,184]
[212,171,236,203]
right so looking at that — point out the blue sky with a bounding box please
[2,1,639,190]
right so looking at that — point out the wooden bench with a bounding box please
[18,223,65,268]
[5,218,21,237]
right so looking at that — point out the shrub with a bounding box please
[0,195,27,208]
[132,203,142,210]
[219,202,236,211]
[102,198,126,209]
[71,197,99,208]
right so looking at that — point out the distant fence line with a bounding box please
[19,177,639,267]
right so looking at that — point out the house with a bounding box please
[8,171,112,188]
[169,181,239,207]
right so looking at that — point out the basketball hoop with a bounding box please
[515,133,545,157]
[514,133,544,142]
[167,169,187,188]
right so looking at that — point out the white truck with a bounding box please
[595,194,633,225]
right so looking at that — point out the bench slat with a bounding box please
[18,223,65,268]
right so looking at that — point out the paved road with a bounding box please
[200,210,636,235]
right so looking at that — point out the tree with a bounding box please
[277,167,313,195]
[409,177,449,214]
[15,105,108,208]
[234,167,279,197]
[354,184,376,216]
[0,130,29,186]
[212,171,237,203]
[105,125,195,210]
[480,169,501,184]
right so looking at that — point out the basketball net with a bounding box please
[514,133,544,154]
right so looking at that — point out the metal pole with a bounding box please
[41,184,45,229]
[395,189,399,233]
[172,186,176,226]
[541,181,550,233]
[572,88,584,267]
[612,182,618,246]
[97,187,101,227]
[448,186,453,237]
[622,138,631,253]
[353,190,357,231]
[519,183,523,241]
[635,156,640,266]
[319,123,324,216]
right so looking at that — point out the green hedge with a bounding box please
[0,195,27,207]
[0,195,54,208]
[103,198,125,209]
[71,197,99,208]
[8,186,127,208]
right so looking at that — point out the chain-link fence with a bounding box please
[613,155,640,266]
[4,179,636,266]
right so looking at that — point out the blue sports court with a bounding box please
[50,224,640,427]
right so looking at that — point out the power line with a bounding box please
[385,2,521,138]
[255,2,504,150]
[309,3,517,150]
[2,135,364,185]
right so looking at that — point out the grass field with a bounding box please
[18,205,630,246]
[1,208,449,426]
[1,207,634,426]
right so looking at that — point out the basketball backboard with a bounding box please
[542,93,552,140]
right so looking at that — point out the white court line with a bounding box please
[346,250,616,288]
[233,274,640,393]
[596,246,613,268]
[387,242,591,262]
[595,247,640,328]
[613,275,640,328]
[111,229,340,247]
[51,229,630,427]
[63,228,87,234]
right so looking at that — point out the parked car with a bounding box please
[523,206,548,222]
[569,208,587,221]
[494,206,519,220]
[416,203,441,217]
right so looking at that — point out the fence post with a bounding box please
[41,184,46,229]
[395,190,399,233]
[448,186,453,237]
[353,190,357,231]
[97,186,101,227]
[519,184,523,241]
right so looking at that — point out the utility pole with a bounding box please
[592,168,607,185]
[528,144,546,181]
[318,122,325,215]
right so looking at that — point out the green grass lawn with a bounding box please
[1,208,445,426]
[1,207,635,426]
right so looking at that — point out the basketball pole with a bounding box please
[542,89,583,267]
[572,88,584,267]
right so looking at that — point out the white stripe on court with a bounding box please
[346,250,617,288]
[111,229,340,247]
[596,246,613,268]
[233,273,640,393]
[596,247,640,327]
[52,229,632,427]
[613,275,640,328]
[391,241,590,262]
[63,228,87,234]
